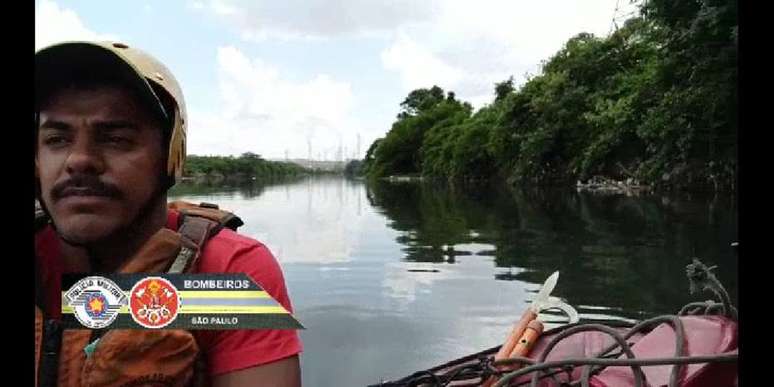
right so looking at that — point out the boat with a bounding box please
[370,259,738,387]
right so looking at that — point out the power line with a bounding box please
[609,0,621,35]
[610,0,644,35]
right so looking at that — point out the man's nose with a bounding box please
[65,136,105,175]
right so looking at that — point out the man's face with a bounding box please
[36,85,165,245]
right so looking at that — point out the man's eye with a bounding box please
[43,135,68,146]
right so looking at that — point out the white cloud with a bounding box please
[187,46,361,159]
[381,34,463,92]
[191,0,438,41]
[210,0,238,16]
[379,0,643,108]
[35,0,119,50]
[189,0,641,110]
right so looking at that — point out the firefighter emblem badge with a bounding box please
[129,277,181,329]
[64,276,126,329]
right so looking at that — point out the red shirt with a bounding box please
[35,210,303,376]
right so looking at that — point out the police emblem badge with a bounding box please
[63,276,126,329]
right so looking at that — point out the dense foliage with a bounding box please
[184,152,307,180]
[363,0,736,191]
[344,159,365,177]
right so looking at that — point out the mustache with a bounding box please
[51,175,123,201]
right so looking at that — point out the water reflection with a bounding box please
[367,180,738,320]
[172,177,738,318]
[171,176,368,265]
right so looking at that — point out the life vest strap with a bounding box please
[37,319,62,387]
[170,200,244,233]
[169,201,239,273]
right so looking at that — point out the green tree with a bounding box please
[397,85,446,118]
[494,76,515,102]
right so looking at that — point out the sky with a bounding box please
[35,0,641,161]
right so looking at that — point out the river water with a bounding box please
[169,176,737,386]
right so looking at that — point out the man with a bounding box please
[34,41,302,386]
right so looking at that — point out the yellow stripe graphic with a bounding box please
[61,290,270,299]
[179,306,289,314]
[62,305,288,314]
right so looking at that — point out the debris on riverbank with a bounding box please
[384,175,424,183]
[576,176,652,196]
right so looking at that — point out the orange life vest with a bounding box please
[35,201,243,387]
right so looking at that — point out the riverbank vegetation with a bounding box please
[362,0,736,192]
[184,152,307,181]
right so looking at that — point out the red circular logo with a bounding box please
[129,277,180,329]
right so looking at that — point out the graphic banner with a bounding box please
[61,273,304,330]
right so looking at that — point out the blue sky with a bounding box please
[36,0,641,160]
